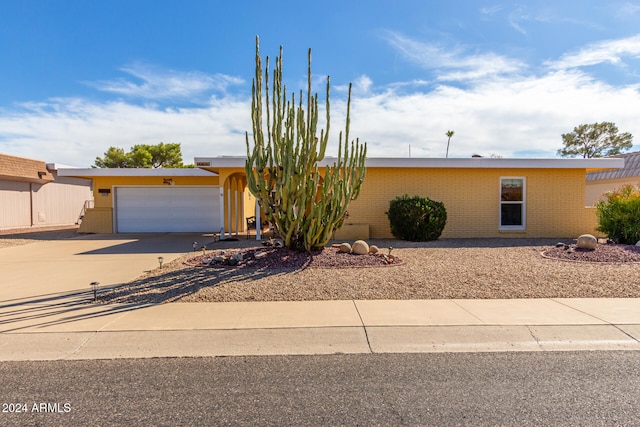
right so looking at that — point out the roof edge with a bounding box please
[194,156,625,169]
[57,168,219,177]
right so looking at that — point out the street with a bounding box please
[1,351,639,426]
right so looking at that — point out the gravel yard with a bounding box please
[3,230,638,302]
[98,237,640,303]
[0,226,79,248]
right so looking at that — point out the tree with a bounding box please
[245,37,367,252]
[93,142,189,168]
[557,122,633,158]
[445,130,454,158]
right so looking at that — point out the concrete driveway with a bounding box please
[0,233,207,302]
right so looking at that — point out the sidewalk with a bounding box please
[2,298,640,361]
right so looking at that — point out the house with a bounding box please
[586,151,640,206]
[56,167,220,233]
[0,153,92,230]
[59,155,623,239]
[197,156,624,239]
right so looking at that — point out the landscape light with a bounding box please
[90,281,100,302]
[158,256,164,269]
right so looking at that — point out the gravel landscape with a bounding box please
[98,237,640,303]
[2,229,639,303]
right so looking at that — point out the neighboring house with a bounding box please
[61,155,623,239]
[57,167,220,233]
[0,153,92,230]
[586,151,640,206]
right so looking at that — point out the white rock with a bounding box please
[369,245,379,254]
[576,234,597,250]
[352,240,369,255]
[339,243,352,253]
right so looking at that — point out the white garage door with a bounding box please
[115,187,220,232]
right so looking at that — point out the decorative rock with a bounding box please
[369,245,379,254]
[576,234,597,250]
[339,243,352,253]
[636,240,640,247]
[273,239,284,248]
[352,240,369,255]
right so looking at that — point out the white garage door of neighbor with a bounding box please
[115,187,220,232]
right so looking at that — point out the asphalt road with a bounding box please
[1,351,639,426]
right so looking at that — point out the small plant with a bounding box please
[386,195,447,241]
[595,184,640,244]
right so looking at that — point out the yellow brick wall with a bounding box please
[346,167,598,238]
[78,207,113,233]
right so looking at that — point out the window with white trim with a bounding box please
[500,177,525,230]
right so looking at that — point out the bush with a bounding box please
[386,194,447,241]
[595,184,640,244]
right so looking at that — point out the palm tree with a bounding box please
[445,130,455,158]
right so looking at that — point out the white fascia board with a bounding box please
[195,156,624,170]
[56,168,218,177]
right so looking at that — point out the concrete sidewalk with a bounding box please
[2,298,640,360]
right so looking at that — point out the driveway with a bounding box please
[0,233,209,302]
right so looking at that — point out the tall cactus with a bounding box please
[245,37,367,252]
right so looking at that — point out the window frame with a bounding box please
[499,177,526,231]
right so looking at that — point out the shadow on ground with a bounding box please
[99,264,293,304]
[0,289,152,333]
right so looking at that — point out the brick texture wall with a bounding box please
[346,167,598,239]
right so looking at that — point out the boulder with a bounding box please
[636,240,640,247]
[369,245,379,254]
[338,243,352,253]
[352,240,369,255]
[576,234,597,250]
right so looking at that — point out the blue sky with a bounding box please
[1,0,639,166]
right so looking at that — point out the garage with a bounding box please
[115,186,220,232]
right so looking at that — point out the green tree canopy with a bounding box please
[93,142,191,168]
[557,122,633,158]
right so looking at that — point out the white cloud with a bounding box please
[548,34,640,70]
[0,96,251,167]
[88,63,244,99]
[343,71,640,159]
[383,31,526,81]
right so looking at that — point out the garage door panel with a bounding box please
[116,187,220,232]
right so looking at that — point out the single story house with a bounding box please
[586,151,640,206]
[0,153,92,230]
[59,155,624,239]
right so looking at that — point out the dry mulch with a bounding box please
[185,246,402,269]
[542,242,640,263]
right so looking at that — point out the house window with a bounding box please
[500,177,525,230]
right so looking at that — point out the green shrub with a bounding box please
[386,194,447,241]
[595,184,640,244]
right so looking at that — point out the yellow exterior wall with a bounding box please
[345,167,598,238]
[78,207,113,233]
